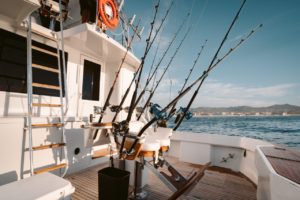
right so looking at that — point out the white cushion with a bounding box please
[147,127,173,138]
[128,121,144,134]
[141,138,160,151]
[157,127,173,137]
[157,138,170,147]
[0,173,74,200]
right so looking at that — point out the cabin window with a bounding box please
[0,28,68,96]
[82,60,100,101]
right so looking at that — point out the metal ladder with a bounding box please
[26,0,68,176]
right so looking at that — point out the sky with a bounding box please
[115,0,300,108]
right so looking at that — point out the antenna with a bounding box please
[118,0,124,11]
[127,15,144,40]
[118,12,144,48]
[129,14,136,25]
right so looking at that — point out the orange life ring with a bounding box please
[98,0,119,29]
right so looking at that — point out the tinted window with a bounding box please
[82,60,100,101]
[0,28,68,96]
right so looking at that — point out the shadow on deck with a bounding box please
[65,157,256,200]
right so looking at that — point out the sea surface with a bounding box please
[169,115,300,149]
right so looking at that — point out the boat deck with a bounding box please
[65,157,257,200]
[261,146,300,185]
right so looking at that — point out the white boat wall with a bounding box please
[0,0,299,200]
[0,0,139,183]
[169,132,300,200]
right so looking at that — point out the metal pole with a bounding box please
[26,15,34,176]
[58,0,68,114]
[58,0,69,177]
[96,0,99,30]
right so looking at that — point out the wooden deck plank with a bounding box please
[267,157,300,185]
[66,164,106,199]
[261,146,300,162]
[65,157,256,200]
[261,146,300,185]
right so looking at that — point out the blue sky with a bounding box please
[117,0,300,108]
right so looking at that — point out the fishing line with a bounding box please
[119,0,176,157]
[133,11,191,110]
[128,22,262,153]
[173,0,248,130]
[194,0,208,28]
[187,0,196,30]
[137,24,193,120]
[125,0,263,154]
[168,39,207,118]
[146,35,161,84]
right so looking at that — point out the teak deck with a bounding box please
[65,157,257,200]
[261,146,300,185]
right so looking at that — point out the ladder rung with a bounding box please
[34,163,67,174]
[32,143,65,151]
[31,29,57,42]
[31,123,64,128]
[92,122,113,128]
[32,103,62,107]
[32,45,58,57]
[32,83,60,90]
[32,63,59,73]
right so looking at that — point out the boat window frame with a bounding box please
[0,28,68,97]
[81,59,101,101]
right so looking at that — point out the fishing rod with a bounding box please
[174,24,263,130]
[110,0,174,123]
[125,1,261,155]
[133,13,191,110]
[172,0,246,130]
[137,25,193,120]
[127,23,262,155]
[92,19,142,139]
[125,0,175,125]
[118,0,175,157]
[144,1,175,56]
[145,38,160,86]
[167,40,207,118]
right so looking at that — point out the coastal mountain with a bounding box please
[191,104,300,115]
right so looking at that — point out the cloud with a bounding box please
[149,79,298,107]
[202,80,296,98]
[158,78,179,89]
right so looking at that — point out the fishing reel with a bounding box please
[110,105,121,113]
[109,105,130,113]
[150,103,169,127]
[150,103,168,120]
[112,120,129,134]
[174,107,193,124]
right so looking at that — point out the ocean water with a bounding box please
[169,115,300,149]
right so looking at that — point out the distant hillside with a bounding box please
[191,104,300,115]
